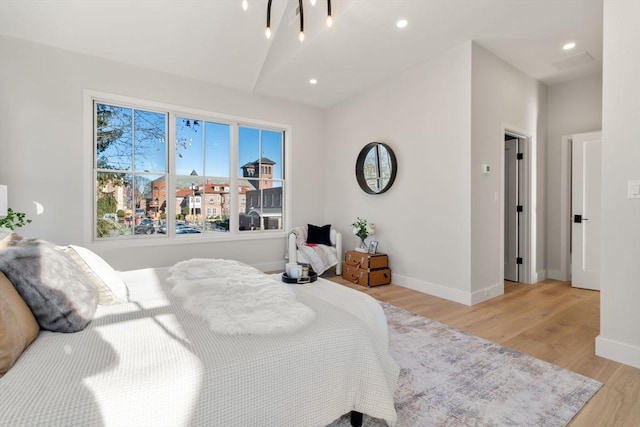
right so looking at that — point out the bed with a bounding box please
[0,243,398,427]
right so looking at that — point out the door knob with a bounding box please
[574,214,589,223]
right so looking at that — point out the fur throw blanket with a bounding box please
[168,259,315,335]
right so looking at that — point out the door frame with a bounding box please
[501,126,532,284]
[558,135,573,281]
[504,137,522,282]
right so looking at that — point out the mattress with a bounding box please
[0,266,398,427]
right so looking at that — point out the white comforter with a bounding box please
[0,267,398,427]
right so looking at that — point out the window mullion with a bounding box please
[258,129,264,222]
[167,112,177,236]
[229,122,239,234]
[200,120,206,231]
[130,109,137,219]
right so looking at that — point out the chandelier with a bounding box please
[242,0,333,42]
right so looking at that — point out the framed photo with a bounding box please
[368,240,378,254]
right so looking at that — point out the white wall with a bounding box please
[596,0,640,369]
[0,35,325,272]
[546,74,602,279]
[323,42,548,306]
[324,42,474,304]
[471,44,548,294]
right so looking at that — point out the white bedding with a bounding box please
[0,266,398,427]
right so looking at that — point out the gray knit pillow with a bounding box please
[0,239,98,333]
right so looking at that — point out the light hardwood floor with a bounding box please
[323,274,640,426]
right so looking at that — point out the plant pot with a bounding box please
[0,227,11,239]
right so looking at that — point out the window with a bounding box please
[92,96,287,240]
[175,118,231,235]
[94,103,167,239]
[238,126,284,231]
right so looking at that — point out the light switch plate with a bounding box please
[628,180,640,199]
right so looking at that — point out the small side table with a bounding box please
[342,250,391,287]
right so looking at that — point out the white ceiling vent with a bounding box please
[552,51,595,71]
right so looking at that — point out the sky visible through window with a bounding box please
[176,120,283,181]
[97,105,282,183]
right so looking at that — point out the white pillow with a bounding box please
[62,245,129,305]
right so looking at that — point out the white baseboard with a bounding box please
[530,269,548,283]
[596,335,640,369]
[391,274,503,306]
[470,282,505,305]
[392,274,471,305]
[255,261,286,273]
[547,269,567,281]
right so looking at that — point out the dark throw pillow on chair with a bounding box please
[306,224,332,246]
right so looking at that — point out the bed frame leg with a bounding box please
[350,411,363,427]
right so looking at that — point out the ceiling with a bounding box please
[0,0,603,109]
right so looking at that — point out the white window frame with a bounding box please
[83,90,291,247]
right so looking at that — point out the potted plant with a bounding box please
[0,208,31,237]
[351,217,375,252]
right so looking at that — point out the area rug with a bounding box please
[329,302,602,427]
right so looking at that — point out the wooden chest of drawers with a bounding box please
[344,250,388,270]
[342,250,391,287]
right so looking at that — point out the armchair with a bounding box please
[288,225,342,275]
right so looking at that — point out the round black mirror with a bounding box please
[355,142,397,194]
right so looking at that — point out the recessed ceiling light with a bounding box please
[309,78,318,85]
[563,42,576,50]
[396,19,408,29]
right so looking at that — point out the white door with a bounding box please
[571,131,602,290]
